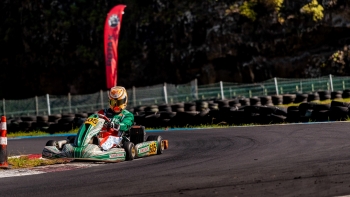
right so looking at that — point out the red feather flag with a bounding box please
[104,5,126,88]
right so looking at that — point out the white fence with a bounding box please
[2,75,350,117]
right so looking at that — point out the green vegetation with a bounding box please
[6,156,71,169]
[300,0,324,21]
[239,1,258,21]
[1,1,347,99]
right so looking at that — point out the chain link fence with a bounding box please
[2,75,350,117]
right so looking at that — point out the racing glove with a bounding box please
[106,122,120,131]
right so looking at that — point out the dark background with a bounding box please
[0,0,349,99]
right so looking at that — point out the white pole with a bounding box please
[35,96,39,115]
[68,93,72,113]
[329,74,334,91]
[274,77,279,95]
[163,83,168,104]
[2,98,5,116]
[46,94,51,115]
[194,78,198,100]
[220,81,224,100]
[133,86,136,107]
[100,90,104,109]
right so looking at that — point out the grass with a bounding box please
[0,156,71,170]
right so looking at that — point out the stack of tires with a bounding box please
[342,89,350,98]
[47,113,88,134]
[318,90,331,101]
[170,102,199,127]
[329,101,349,121]
[260,96,273,106]
[7,90,350,133]
[294,93,308,103]
[286,100,350,123]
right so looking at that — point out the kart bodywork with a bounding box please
[42,114,168,162]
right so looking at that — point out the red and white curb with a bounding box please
[0,154,105,178]
[8,154,43,160]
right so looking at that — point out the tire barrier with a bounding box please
[0,116,9,169]
[5,93,350,133]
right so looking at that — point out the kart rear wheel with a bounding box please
[46,140,59,149]
[146,135,164,155]
[123,142,136,161]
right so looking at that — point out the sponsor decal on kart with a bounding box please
[85,118,99,126]
[109,153,124,158]
[137,142,157,155]
[138,146,149,154]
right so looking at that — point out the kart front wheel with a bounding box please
[123,142,136,161]
[146,135,163,155]
[46,140,59,149]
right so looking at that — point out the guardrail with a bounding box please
[2,74,350,117]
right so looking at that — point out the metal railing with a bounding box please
[2,75,350,117]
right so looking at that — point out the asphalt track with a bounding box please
[2,122,350,197]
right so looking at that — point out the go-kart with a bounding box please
[42,113,168,162]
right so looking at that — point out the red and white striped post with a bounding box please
[0,116,9,168]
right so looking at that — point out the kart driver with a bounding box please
[98,86,134,150]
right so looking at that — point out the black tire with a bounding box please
[67,136,76,143]
[282,94,296,104]
[36,115,49,122]
[123,141,136,161]
[271,95,283,105]
[21,116,36,121]
[146,135,164,155]
[46,140,59,149]
[330,100,349,107]
[250,97,261,106]
[184,102,196,111]
[294,94,308,103]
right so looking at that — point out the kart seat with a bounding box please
[129,125,146,145]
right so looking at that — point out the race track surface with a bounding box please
[2,122,350,197]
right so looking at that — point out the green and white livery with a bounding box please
[42,113,168,162]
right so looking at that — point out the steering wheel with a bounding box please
[98,113,111,123]
[97,113,119,134]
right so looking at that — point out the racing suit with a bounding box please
[97,108,134,150]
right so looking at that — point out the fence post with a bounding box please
[329,74,334,91]
[100,90,104,109]
[220,81,224,100]
[2,99,5,116]
[68,93,72,113]
[192,78,198,100]
[35,96,39,116]
[163,83,168,104]
[46,94,51,115]
[132,86,136,107]
[274,77,279,95]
